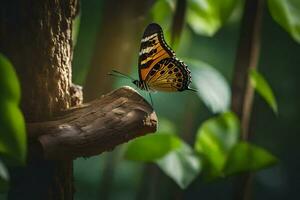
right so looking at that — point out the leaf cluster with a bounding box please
[0,54,27,192]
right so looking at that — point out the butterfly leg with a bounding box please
[149,92,154,107]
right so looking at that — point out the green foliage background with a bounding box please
[1,0,300,199]
[70,0,300,199]
[0,54,26,195]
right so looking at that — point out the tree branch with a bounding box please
[27,86,157,160]
[231,0,264,139]
[171,0,187,46]
[231,0,264,200]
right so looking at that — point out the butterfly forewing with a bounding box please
[138,23,174,81]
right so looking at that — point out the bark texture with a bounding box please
[1,0,79,199]
[0,0,79,121]
[28,86,157,160]
[1,1,157,199]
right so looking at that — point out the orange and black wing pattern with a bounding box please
[145,57,192,92]
[138,23,174,81]
[138,23,193,92]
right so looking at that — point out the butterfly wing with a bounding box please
[138,23,193,92]
[145,57,192,92]
[138,23,175,81]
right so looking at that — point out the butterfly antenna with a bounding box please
[108,72,122,78]
[108,72,130,81]
[110,69,135,81]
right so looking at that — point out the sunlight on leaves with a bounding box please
[186,59,231,113]
[124,133,181,162]
[250,69,278,114]
[187,0,238,36]
[0,54,27,165]
[268,0,300,43]
[224,142,278,176]
[156,142,201,189]
[194,112,239,179]
[0,160,9,192]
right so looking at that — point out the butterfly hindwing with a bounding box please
[145,58,192,92]
[138,23,175,81]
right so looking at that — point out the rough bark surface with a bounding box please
[28,86,157,160]
[1,1,79,199]
[0,1,157,199]
[0,0,79,121]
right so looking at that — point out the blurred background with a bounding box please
[69,0,300,199]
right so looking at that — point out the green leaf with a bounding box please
[0,54,27,165]
[124,133,182,162]
[0,54,20,103]
[224,142,278,176]
[125,128,201,188]
[0,101,27,165]
[0,160,9,192]
[268,0,300,43]
[249,69,278,114]
[187,0,238,36]
[186,59,231,113]
[194,112,239,179]
[156,142,201,189]
[151,0,175,31]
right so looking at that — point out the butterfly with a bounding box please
[110,23,196,103]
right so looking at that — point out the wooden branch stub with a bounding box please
[27,86,157,160]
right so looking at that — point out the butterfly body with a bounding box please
[111,23,195,93]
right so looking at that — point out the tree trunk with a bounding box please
[0,0,79,199]
[1,1,158,199]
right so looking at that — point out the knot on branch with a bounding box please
[28,86,157,160]
[70,83,83,106]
